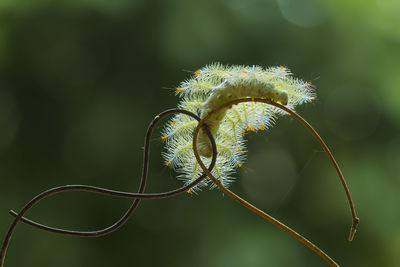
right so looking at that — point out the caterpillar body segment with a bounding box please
[197,81,288,158]
[163,63,315,192]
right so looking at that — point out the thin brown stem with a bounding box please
[0,108,217,267]
[6,109,215,236]
[192,98,359,266]
[0,98,359,267]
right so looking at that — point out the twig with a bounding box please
[0,109,217,267]
[192,97,359,266]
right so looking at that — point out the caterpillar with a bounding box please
[161,63,315,193]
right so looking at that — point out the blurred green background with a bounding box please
[1,0,399,266]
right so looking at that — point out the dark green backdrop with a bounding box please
[1,0,399,266]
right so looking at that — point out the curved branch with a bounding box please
[1,98,359,267]
[192,97,359,266]
[0,109,217,267]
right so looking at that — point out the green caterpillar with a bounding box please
[162,63,314,193]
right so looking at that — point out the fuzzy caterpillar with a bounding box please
[197,79,288,157]
[162,63,315,193]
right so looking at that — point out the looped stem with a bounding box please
[192,97,359,266]
[0,108,217,267]
[0,98,359,267]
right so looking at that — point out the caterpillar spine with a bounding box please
[162,63,315,193]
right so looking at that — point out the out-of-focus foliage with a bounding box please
[0,0,399,266]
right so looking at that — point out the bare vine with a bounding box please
[0,99,358,267]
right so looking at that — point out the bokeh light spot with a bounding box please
[277,0,328,28]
